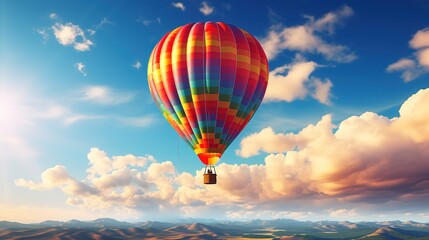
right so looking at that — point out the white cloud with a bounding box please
[236,114,333,158]
[75,62,87,76]
[235,88,429,204]
[86,148,155,177]
[260,5,356,62]
[40,17,111,51]
[329,208,358,219]
[80,85,136,105]
[387,58,416,71]
[417,48,429,67]
[17,88,429,219]
[18,148,175,212]
[52,23,83,45]
[133,60,142,69]
[49,13,58,20]
[73,39,93,51]
[265,61,315,102]
[311,78,333,105]
[52,22,93,51]
[200,1,214,16]
[264,60,333,104]
[387,58,421,82]
[387,28,429,81]
[409,28,429,49]
[312,5,353,34]
[172,2,185,11]
[16,165,98,196]
[16,165,69,190]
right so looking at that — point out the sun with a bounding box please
[0,84,40,165]
[0,89,28,133]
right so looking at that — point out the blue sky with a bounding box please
[1,0,429,223]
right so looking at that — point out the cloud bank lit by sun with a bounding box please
[12,88,429,222]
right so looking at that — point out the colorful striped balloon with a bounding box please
[148,22,269,166]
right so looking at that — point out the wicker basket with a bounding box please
[203,173,217,184]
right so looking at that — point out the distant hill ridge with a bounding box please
[1,218,429,240]
[362,226,429,239]
[1,218,429,229]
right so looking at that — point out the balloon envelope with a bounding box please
[148,22,268,165]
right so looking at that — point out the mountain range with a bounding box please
[1,218,429,239]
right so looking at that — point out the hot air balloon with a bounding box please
[147,22,268,184]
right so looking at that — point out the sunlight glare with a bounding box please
[0,89,27,133]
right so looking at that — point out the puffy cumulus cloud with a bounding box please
[409,28,429,49]
[16,165,98,196]
[237,88,429,203]
[39,16,110,52]
[18,146,311,218]
[17,146,310,218]
[396,88,429,142]
[260,5,356,62]
[52,22,93,51]
[16,148,178,212]
[265,61,315,102]
[311,78,333,105]
[200,1,214,16]
[86,148,154,177]
[80,85,136,105]
[417,48,429,67]
[387,28,429,81]
[264,60,334,104]
[16,90,429,219]
[236,114,334,158]
[172,2,185,11]
[73,41,93,51]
